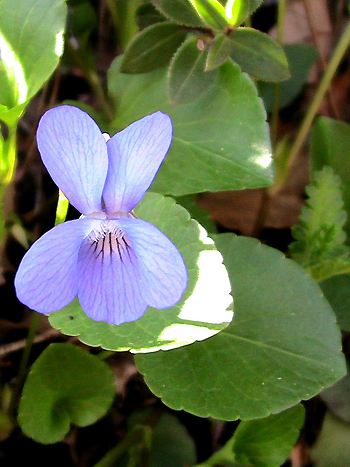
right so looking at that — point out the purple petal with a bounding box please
[103,112,173,213]
[37,105,108,215]
[118,218,187,309]
[15,219,93,314]
[77,222,148,325]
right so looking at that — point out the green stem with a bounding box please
[271,0,286,145]
[8,313,41,418]
[105,0,139,51]
[287,20,350,170]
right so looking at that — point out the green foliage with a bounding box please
[259,43,318,111]
[121,22,187,73]
[168,36,217,103]
[199,405,304,466]
[290,167,348,266]
[321,274,350,331]
[18,344,115,444]
[136,234,345,420]
[189,0,228,29]
[176,195,217,233]
[49,193,233,353]
[225,0,264,26]
[205,33,233,71]
[321,368,350,423]
[311,116,350,236]
[151,0,204,27]
[108,58,273,196]
[228,27,290,82]
[0,0,67,125]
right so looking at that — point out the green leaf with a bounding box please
[150,413,197,466]
[259,43,318,111]
[199,405,304,467]
[136,3,166,29]
[310,413,350,467]
[321,367,350,423]
[311,116,350,236]
[0,0,67,124]
[176,195,217,233]
[108,57,273,196]
[121,22,187,73]
[205,33,233,71]
[18,344,114,444]
[232,405,304,467]
[225,0,264,26]
[308,256,350,283]
[189,0,228,29]
[49,193,233,353]
[136,234,345,420]
[168,36,217,103]
[228,27,290,82]
[289,167,347,266]
[151,0,204,27]
[320,275,350,331]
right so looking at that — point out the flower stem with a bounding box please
[287,20,350,171]
[271,0,286,146]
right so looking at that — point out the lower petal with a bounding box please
[77,223,148,325]
[15,219,93,313]
[118,218,188,309]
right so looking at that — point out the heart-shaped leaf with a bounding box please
[18,344,115,444]
[135,234,345,420]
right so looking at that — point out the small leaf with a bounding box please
[311,116,350,236]
[320,274,350,331]
[176,195,217,233]
[233,405,305,467]
[18,344,115,444]
[150,413,197,466]
[205,33,233,71]
[49,193,233,354]
[225,0,264,26]
[168,36,217,103]
[189,0,228,29]
[151,0,204,27]
[290,167,347,267]
[121,22,187,73]
[259,43,318,111]
[136,235,345,420]
[228,27,290,82]
[136,3,165,29]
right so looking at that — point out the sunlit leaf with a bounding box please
[151,0,204,27]
[49,193,233,353]
[225,0,264,26]
[136,234,345,420]
[189,0,227,29]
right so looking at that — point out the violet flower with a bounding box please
[15,106,187,325]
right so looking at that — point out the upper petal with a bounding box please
[15,219,93,314]
[118,218,187,309]
[77,221,148,325]
[37,105,108,214]
[103,112,173,213]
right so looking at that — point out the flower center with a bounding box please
[87,220,132,263]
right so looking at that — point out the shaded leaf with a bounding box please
[259,43,318,111]
[228,27,290,82]
[151,0,204,27]
[168,36,217,103]
[321,367,350,423]
[49,193,233,353]
[18,344,115,444]
[108,57,273,196]
[205,33,233,71]
[320,274,350,331]
[136,234,345,420]
[121,22,187,73]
